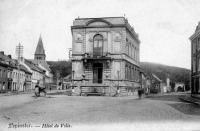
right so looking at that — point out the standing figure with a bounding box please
[138,88,142,99]
[34,81,46,97]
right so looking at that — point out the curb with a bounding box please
[0,90,66,97]
[179,96,200,106]
[0,91,34,97]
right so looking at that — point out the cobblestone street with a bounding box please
[0,92,200,130]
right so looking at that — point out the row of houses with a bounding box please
[141,72,186,94]
[0,36,53,93]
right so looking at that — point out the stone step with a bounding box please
[85,92,104,96]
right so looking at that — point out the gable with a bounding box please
[87,21,109,26]
[86,19,112,27]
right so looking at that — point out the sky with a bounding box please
[0,0,200,69]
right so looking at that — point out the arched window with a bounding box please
[93,34,103,57]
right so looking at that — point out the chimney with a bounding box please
[8,55,12,59]
[0,51,4,55]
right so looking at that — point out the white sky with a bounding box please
[0,0,200,69]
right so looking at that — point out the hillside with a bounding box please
[47,60,71,78]
[47,60,191,88]
[141,62,190,86]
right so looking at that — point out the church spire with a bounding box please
[34,34,46,60]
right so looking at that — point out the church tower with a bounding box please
[34,35,46,61]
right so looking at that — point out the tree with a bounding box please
[48,60,72,78]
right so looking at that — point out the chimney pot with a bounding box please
[8,55,12,59]
[0,51,4,55]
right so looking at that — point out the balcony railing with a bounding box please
[83,52,111,59]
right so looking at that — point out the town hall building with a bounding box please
[71,17,141,96]
[190,22,200,95]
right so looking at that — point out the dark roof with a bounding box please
[35,35,45,55]
[25,59,45,73]
[195,22,200,33]
[151,73,162,82]
[0,52,12,62]
[0,52,17,69]
[0,60,9,67]
[63,74,71,81]
[19,64,32,74]
[30,59,51,71]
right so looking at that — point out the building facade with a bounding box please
[19,64,32,91]
[0,61,8,92]
[190,22,200,94]
[24,59,45,89]
[71,17,141,96]
[11,66,26,91]
[0,51,13,92]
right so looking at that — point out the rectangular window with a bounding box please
[125,66,128,79]
[198,58,200,72]
[126,43,129,55]
[3,70,5,78]
[193,57,196,72]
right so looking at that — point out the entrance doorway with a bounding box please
[195,78,199,93]
[93,63,103,83]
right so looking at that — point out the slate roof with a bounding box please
[151,73,162,82]
[63,74,72,82]
[31,60,51,71]
[35,35,45,55]
[25,59,45,73]
[195,22,200,33]
[19,64,32,74]
[0,52,17,69]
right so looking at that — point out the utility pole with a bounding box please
[16,43,23,62]
[15,43,23,91]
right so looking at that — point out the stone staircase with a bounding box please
[71,84,132,97]
[80,85,108,96]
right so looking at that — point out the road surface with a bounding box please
[0,92,200,130]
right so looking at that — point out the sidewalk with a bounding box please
[179,94,200,106]
[0,90,34,97]
[0,89,68,97]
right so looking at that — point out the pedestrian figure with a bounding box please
[72,87,75,93]
[34,81,46,97]
[138,88,142,99]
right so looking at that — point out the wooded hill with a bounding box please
[47,60,72,78]
[47,61,191,88]
[141,62,190,86]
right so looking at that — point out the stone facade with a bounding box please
[11,67,26,91]
[190,22,200,94]
[0,61,8,92]
[71,17,141,96]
